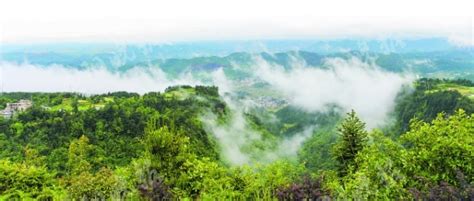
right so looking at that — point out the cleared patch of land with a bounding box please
[427,83,474,100]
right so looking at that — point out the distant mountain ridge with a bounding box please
[1,41,473,80]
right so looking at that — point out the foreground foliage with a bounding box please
[0,81,473,200]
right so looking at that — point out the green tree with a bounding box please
[66,136,121,199]
[333,110,368,176]
[334,130,410,200]
[67,135,92,175]
[71,96,79,113]
[67,167,120,200]
[0,159,63,200]
[401,110,474,189]
[23,146,46,167]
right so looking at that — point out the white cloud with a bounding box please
[0,55,416,165]
[202,68,317,165]
[0,62,201,94]
[448,33,474,47]
[211,68,233,95]
[203,55,414,165]
[252,56,414,128]
[202,93,316,166]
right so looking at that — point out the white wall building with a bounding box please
[1,99,33,119]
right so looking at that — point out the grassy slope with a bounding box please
[427,83,474,99]
[50,97,114,111]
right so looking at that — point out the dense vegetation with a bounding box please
[0,79,473,200]
[393,78,474,134]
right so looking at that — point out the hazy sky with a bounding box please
[0,0,473,45]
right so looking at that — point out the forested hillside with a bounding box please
[0,81,473,200]
[394,78,474,134]
[1,1,473,199]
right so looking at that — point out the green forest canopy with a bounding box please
[0,79,473,200]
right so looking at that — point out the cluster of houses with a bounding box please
[0,99,33,119]
[255,96,287,109]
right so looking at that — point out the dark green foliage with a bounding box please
[0,86,225,171]
[331,110,473,199]
[0,80,473,200]
[416,78,474,90]
[0,86,229,199]
[394,78,474,134]
[299,127,338,171]
[195,85,219,97]
[336,130,411,199]
[333,110,368,176]
[257,105,340,137]
[103,91,140,98]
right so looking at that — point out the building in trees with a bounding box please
[1,99,32,118]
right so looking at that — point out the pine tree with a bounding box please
[333,110,368,176]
